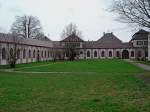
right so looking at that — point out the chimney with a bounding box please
[103,32,105,36]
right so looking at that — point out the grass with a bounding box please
[14,59,144,73]
[0,59,150,112]
[0,61,53,69]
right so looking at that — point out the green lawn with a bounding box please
[14,59,143,73]
[0,59,150,112]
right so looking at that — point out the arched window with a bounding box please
[94,51,97,57]
[116,51,120,58]
[122,50,129,59]
[131,51,134,57]
[80,51,83,55]
[37,50,40,60]
[2,48,6,59]
[109,51,112,57]
[48,51,50,57]
[87,51,90,57]
[23,49,26,59]
[10,48,13,56]
[29,50,31,58]
[101,51,105,57]
[17,49,20,59]
[33,50,36,58]
[145,51,148,57]
[138,51,142,57]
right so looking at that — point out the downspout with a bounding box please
[148,33,150,61]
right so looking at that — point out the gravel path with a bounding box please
[135,63,150,71]
[125,59,150,71]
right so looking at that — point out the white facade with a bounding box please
[0,30,149,65]
[0,43,53,65]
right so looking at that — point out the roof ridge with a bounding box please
[97,33,122,43]
[61,33,84,42]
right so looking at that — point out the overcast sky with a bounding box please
[0,0,140,42]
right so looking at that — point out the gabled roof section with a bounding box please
[53,41,62,48]
[35,36,52,41]
[131,29,149,41]
[61,33,84,42]
[97,33,122,44]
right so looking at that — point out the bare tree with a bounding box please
[11,15,42,38]
[2,33,23,68]
[63,43,79,61]
[51,48,62,61]
[111,0,150,29]
[35,32,51,41]
[61,23,83,61]
[61,23,82,40]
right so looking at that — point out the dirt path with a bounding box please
[15,63,56,70]
[0,62,97,74]
[0,69,96,74]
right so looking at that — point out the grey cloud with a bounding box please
[0,2,2,8]
[9,6,22,13]
[0,27,7,33]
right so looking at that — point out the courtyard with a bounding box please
[0,59,150,112]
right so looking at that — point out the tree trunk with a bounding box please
[10,62,16,68]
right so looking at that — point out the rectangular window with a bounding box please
[137,41,143,45]
[65,42,80,48]
[144,41,148,45]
